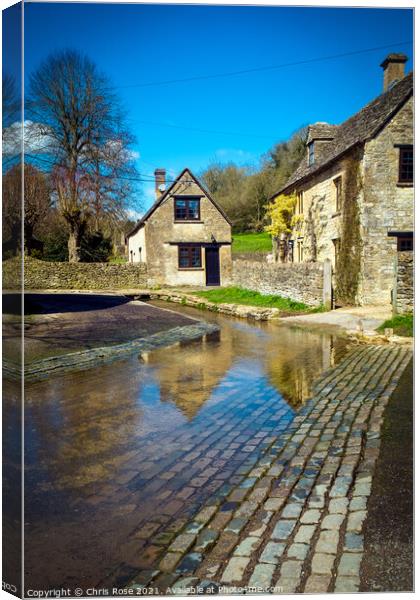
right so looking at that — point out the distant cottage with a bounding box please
[126,168,232,286]
[272,53,413,306]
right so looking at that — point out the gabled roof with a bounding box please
[278,71,413,195]
[127,167,232,238]
[307,123,338,143]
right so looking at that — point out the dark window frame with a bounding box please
[178,245,202,269]
[174,197,201,221]
[397,236,413,251]
[334,176,343,212]
[332,238,341,264]
[296,238,304,263]
[397,145,413,184]
[297,191,304,214]
[308,142,315,166]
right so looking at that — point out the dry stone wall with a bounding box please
[394,251,413,314]
[232,258,326,307]
[4,257,148,290]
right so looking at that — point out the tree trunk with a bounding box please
[272,236,280,263]
[283,234,291,263]
[24,224,34,256]
[68,226,82,262]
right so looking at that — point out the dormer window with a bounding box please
[174,197,200,221]
[308,142,315,165]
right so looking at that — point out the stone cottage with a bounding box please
[126,168,232,286]
[273,53,413,306]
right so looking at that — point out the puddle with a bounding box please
[21,300,354,590]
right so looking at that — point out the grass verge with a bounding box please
[376,314,413,337]
[108,256,127,264]
[193,286,325,313]
[232,232,272,254]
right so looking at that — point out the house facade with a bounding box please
[127,168,232,287]
[274,54,413,306]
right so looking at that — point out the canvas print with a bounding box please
[2,1,414,597]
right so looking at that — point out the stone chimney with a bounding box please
[154,168,166,199]
[380,53,408,92]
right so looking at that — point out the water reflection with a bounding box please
[25,304,352,498]
[24,302,354,590]
[143,303,349,414]
[265,328,343,407]
[140,329,234,418]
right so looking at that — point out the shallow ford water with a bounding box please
[22,301,352,591]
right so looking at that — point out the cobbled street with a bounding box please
[21,302,412,594]
[126,344,412,595]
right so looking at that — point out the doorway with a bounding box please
[205,246,220,286]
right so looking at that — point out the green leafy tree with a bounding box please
[265,193,297,262]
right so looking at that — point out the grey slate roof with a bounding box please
[307,123,338,143]
[279,71,413,194]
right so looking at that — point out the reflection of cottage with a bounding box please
[126,168,232,286]
[272,54,413,305]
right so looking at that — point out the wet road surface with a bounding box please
[22,301,352,591]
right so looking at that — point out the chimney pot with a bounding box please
[380,53,408,92]
[154,168,166,199]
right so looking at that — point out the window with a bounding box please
[174,198,200,220]
[308,142,315,165]
[333,238,341,265]
[334,176,342,212]
[296,239,304,263]
[297,191,304,214]
[138,248,142,262]
[397,237,413,251]
[178,245,202,268]
[398,146,413,183]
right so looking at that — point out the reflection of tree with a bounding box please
[143,330,234,419]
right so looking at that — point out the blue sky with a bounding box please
[21,2,413,213]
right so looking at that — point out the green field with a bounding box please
[232,232,272,254]
[376,314,413,337]
[193,286,324,313]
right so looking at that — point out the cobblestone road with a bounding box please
[125,344,412,594]
[24,319,350,591]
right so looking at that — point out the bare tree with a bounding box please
[23,164,52,253]
[2,164,21,255]
[2,73,20,131]
[3,164,51,255]
[27,50,138,261]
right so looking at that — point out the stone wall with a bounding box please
[4,257,148,290]
[393,251,413,314]
[286,95,413,307]
[143,170,232,287]
[361,95,414,305]
[232,258,328,307]
[290,157,346,265]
